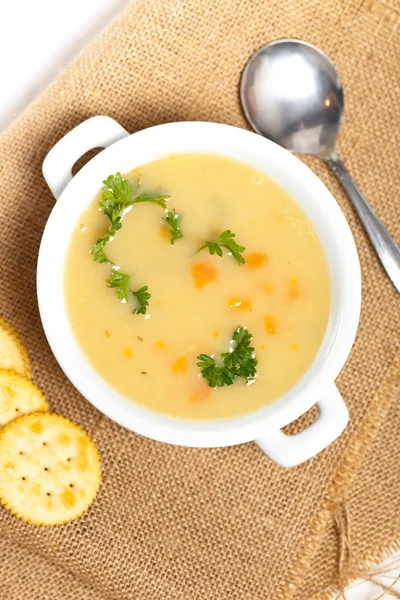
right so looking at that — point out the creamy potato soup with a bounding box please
[65,153,330,420]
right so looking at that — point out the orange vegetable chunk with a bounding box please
[262,283,273,295]
[190,383,212,403]
[192,262,217,288]
[289,277,301,299]
[228,297,252,310]
[172,356,188,374]
[246,252,267,269]
[264,315,276,335]
[160,225,169,239]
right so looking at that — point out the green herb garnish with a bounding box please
[196,354,236,387]
[107,270,151,315]
[196,230,246,265]
[91,172,170,315]
[100,173,139,225]
[132,285,151,315]
[131,192,168,208]
[162,209,183,245]
[220,327,258,380]
[91,173,169,262]
[197,327,257,388]
[92,235,111,264]
[106,270,131,302]
[92,218,122,264]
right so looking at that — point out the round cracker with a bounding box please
[0,370,48,429]
[0,413,101,526]
[0,370,48,428]
[0,318,31,378]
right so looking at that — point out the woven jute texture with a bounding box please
[0,1,399,599]
[297,358,400,600]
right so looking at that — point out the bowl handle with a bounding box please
[255,384,348,467]
[42,116,129,199]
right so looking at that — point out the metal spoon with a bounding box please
[240,39,400,293]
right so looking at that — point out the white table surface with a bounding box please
[0,2,398,598]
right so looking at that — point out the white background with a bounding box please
[0,1,398,598]
[0,0,131,132]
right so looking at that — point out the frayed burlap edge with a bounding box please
[279,349,400,599]
[307,544,400,600]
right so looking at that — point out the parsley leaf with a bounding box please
[196,230,246,265]
[100,172,139,225]
[221,327,257,381]
[196,354,235,387]
[107,271,151,314]
[91,217,122,263]
[91,173,135,261]
[92,235,112,264]
[106,270,131,302]
[131,192,169,208]
[132,285,151,315]
[162,209,183,244]
[197,327,257,388]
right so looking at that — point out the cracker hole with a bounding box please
[22,477,26,481]
[19,451,24,456]
[47,492,51,497]
[67,458,72,462]
[42,442,47,446]
[69,484,74,488]
[44,467,49,472]
[15,408,20,412]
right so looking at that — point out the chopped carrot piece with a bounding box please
[246,252,268,269]
[212,330,220,337]
[289,278,301,299]
[190,384,212,403]
[160,225,170,239]
[264,316,276,335]
[262,283,273,295]
[192,262,217,288]
[156,341,166,349]
[228,297,252,310]
[172,356,188,374]
[123,348,133,358]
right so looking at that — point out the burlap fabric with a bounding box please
[0,1,399,599]
[297,362,400,600]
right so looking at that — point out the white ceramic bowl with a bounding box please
[38,116,361,467]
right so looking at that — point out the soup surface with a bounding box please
[65,153,330,420]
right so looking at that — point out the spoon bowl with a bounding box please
[241,39,344,156]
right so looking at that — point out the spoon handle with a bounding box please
[325,150,400,293]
